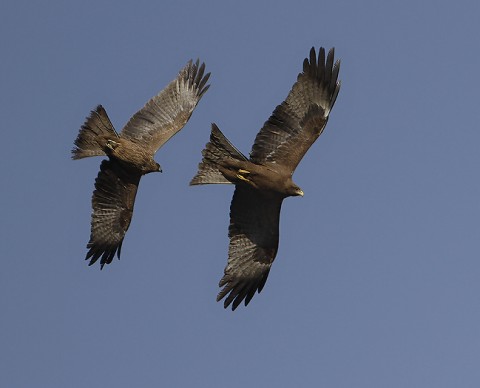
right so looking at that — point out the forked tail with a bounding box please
[190,123,247,185]
[72,105,118,160]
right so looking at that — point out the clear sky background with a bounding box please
[1,1,480,387]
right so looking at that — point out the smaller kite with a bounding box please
[73,60,210,268]
[191,47,340,310]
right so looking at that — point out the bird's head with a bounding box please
[144,161,162,174]
[288,183,304,197]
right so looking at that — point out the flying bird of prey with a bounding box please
[73,59,210,268]
[191,47,340,310]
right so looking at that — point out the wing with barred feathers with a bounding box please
[217,185,283,310]
[85,159,141,268]
[120,60,210,153]
[250,47,340,173]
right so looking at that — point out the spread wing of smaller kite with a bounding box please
[191,47,340,310]
[72,60,210,268]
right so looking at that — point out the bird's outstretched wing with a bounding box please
[86,159,141,268]
[217,185,283,310]
[120,60,210,153]
[250,47,341,173]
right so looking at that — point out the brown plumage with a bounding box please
[191,47,340,310]
[73,59,210,268]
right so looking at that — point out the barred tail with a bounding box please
[71,105,118,160]
[190,123,247,185]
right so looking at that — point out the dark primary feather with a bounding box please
[120,60,211,154]
[250,47,341,173]
[86,160,141,269]
[218,186,282,310]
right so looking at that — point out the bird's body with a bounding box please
[191,47,340,310]
[104,138,161,174]
[208,135,303,198]
[73,59,210,268]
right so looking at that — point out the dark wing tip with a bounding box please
[84,240,123,269]
[301,46,341,111]
[71,149,80,160]
[216,269,271,311]
[309,47,317,73]
[184,58,211,99]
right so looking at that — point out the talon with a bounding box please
[106,140,119,150]
[236,174,250,183]
[238,169,250,175]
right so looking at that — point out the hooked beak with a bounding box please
[296,188,304,197]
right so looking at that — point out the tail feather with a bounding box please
[190,123,247,185]
[72,105,118,160]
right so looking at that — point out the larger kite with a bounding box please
[73,60,210,268]
[191,47,340,310]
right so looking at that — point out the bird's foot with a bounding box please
[236,169,251,183]
[106,139,119,150]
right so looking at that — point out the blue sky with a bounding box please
[2,0,480,387]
